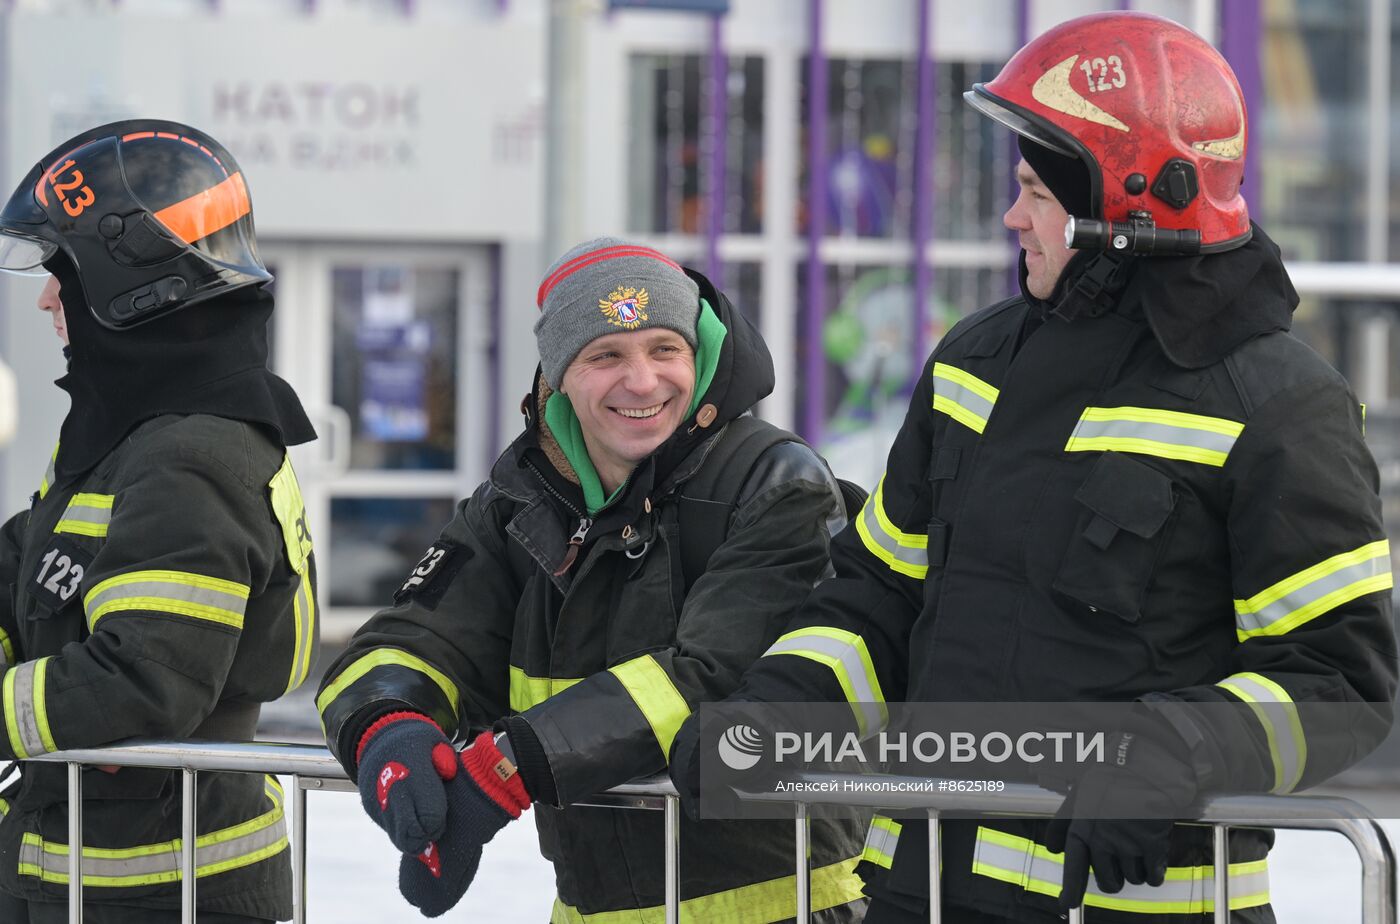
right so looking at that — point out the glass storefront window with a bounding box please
[331,265,459,471]
[935,61,1014,241]
[798,57,915,240]
[793,261,1008,481]
[627,54,766,235]
[328,496,458,607]
[720,261,762,327]
[1258,0,1369,262]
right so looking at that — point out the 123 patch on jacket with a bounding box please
[395,541,471,610]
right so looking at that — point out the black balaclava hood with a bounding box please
[50,254,316,479]
[1018,135,1091,219]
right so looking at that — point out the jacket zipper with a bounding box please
[553,516,594,577]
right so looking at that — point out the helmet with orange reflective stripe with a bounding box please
[965,11,1251,253]
[0,119,270,329]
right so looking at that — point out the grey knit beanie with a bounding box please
[534,237,701,388]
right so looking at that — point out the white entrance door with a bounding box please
[262,242,495,640]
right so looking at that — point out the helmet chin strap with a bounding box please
[1050,250,1135,322]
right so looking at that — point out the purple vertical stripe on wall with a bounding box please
[1219,0,1262,214]
[1005,0,1030,296]
[706,11,727,282]
[802,0,828,445]
[911,0,935,368]
[488,245,504,471]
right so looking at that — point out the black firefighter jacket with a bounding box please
[318,272,868,923]
[0,414,318,920]
[726,234,1398,923]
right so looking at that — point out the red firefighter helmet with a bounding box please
[966,11,1250,253]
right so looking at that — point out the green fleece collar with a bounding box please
[545,298,728,514]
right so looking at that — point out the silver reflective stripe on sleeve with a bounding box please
[84,570,250,633]
[1235,540,1392,639]
[763,628,887,736]
[3,657,56,758]
[1216,672,1306,793]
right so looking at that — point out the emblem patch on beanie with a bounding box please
[599,286,650,330]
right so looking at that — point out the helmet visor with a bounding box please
[964,87,1079,157]
[0,230,57,276]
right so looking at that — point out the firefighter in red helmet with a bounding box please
[671,12,1395,923]
[0,120,317,923]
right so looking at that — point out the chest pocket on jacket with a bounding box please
[1053,452,1177,623]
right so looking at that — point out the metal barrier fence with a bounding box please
[22,740,1398,924]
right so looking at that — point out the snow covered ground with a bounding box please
[287,780,1395,923]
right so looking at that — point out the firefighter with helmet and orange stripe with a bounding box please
[667,11,1398,923]
[0,120,319,922]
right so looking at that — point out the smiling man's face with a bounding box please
[1004,158,1073,300]
[560,328,696,491]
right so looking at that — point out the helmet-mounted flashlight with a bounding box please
[1064,213,1202,257]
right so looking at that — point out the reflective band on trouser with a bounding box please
[84,570,250,633]
[18,776,288,887]
[861,814,902,870]
[316,648,461,733]
[284,568,316,695]
[4,657,56,758]
[1216,672,1306,793]
[972,827,1269,914]
[855,476,928,580]
[608,655,691,762]
[509,666,583,712]
[1235,540,1393,640]
[38,444,57,500]
[550,856,864,924]
[762,628,887,736]
[0,627,13,670]
[1064,406,1244,467]
[54,493,114,538]
[932,362,999,435]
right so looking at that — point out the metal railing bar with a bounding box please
[67,762,81,924]
[293,775,308,924]
[1213,824,1229,924]
[927,809,940,924]
[795,802,810,923]
[664,795,680,924]
[27,743,1396,924]
[181,769,196,922]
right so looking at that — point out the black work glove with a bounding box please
[398,731,532,918]
[1044,717,1201,911]
[355,712,458,853]
[669,706,782,822]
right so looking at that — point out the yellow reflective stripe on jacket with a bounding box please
[509,667,583,712]
[855,476,928,580]
[861,814,902,870]
[608,655,691,762]
[0,627,13,670]
[1064,406,1244,467]
[18,776,288,887]
[317,648,462,731]
[84,570,250,633]
[4,657,56,758]
[932,363,999,435]
[1235,540,1392,640]
[54,493,115,538]
[38,443,58,501]
[1216,672,1306,793]
[971,826,1269,913]
[762,628,887,736]
[284,568,317,695]
[550,855,863,924]
[268,453,312,576]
